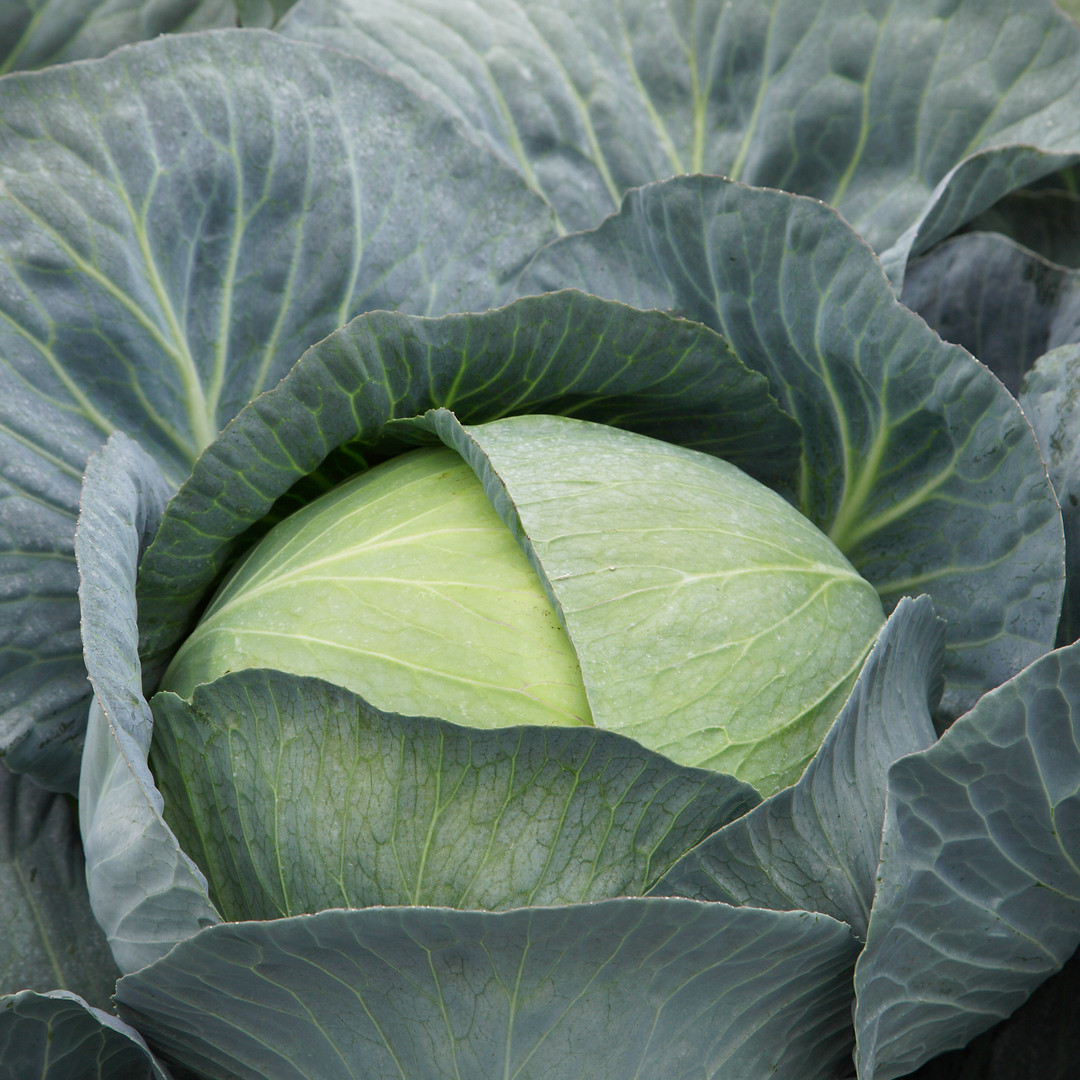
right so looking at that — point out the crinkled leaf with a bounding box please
[280,0,1080,280]
[115,900,859,1080]
[651,596,942,939]
[0,991,170,1080]
[1020,345,1080,646]
[0,763,117,1006]
[135,291,800,685]
[429,409,883,793]
[150,669,759,919]
[903,946,1080,1080]
[76,433,220,975]
[853,638,1080,1080]
[0,28,554,788]
[0,0,235,74]
[903,233,1080,394]
[519,176,1064,720]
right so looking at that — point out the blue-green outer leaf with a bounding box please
[76,433,220,974]
[903,233,1080,395]
[116,900,860,1080]
[0,0,235,74]
[0,762,118,1006]
[0,28,555,789]
[1020,344,1080,646]
[281,0,1080,282]
[519,176,1065,720]
[854,639,1080,1079]
[0,990,170,1080]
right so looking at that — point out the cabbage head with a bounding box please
[162,413,884,794]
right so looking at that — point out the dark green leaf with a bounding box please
[0,28,555,788]
[854,638,1080,1079]
[234,0,296,26]
[280,0,1080,280]
[150,669,759,919]
[1019,344,1080,645]
[899,945,1080,1080]
[0,763,118,1006]
[959,184,1080,270]
[0,991,169,1080]
[902,233,1080,394]
[116,900,860,1080]
[519,176,1064,720]
[652,596,943,939]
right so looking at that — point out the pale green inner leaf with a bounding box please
[161,447,592,729]
[465,415,885,794]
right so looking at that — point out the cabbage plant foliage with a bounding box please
[3,3,1080,1079]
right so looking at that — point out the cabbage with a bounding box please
[163,414,884,791]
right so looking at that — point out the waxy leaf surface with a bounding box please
[520,176,1064,719]
[281,0,1080,281]
[0,28,554,789]
[854,639,1080,1079]
[150,669,758,918]
[116,900,859,1080]
[0,763,117,1007]
[0,991,169,1080]
[76,433,220,974]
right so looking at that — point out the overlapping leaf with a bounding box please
[0,991,169,1080]
[0,28,555,789]
[134,292,800,685]
[903,234,1080,393]
[959,169,1080,270]
[76,433,220,974]
[0,763,117,1006]
[427,408,883,793]
[1019,345,1080,645]
[0,0,234,74]
[651,596,943,939]
[115,901,859,1080]
[280,0,1080,280]
[854,638,1080,1079]
[520,176,1064,719]
[150,669,759,919]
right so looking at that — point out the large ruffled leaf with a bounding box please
[651,596,942,939]
[0,991,169,1080]
[520,177,1064,720]
[150,669,759,919]
[115,900,859,1080]
[854,638,1080,1079]
[0,0,234,74]
[1020,345,1080,646]
[0,28,555,789]
[902,233,1080,394]
[76,434,220,974]
[134,291,800,686]
[0,762,117,1006]
[280,0,1080,278]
